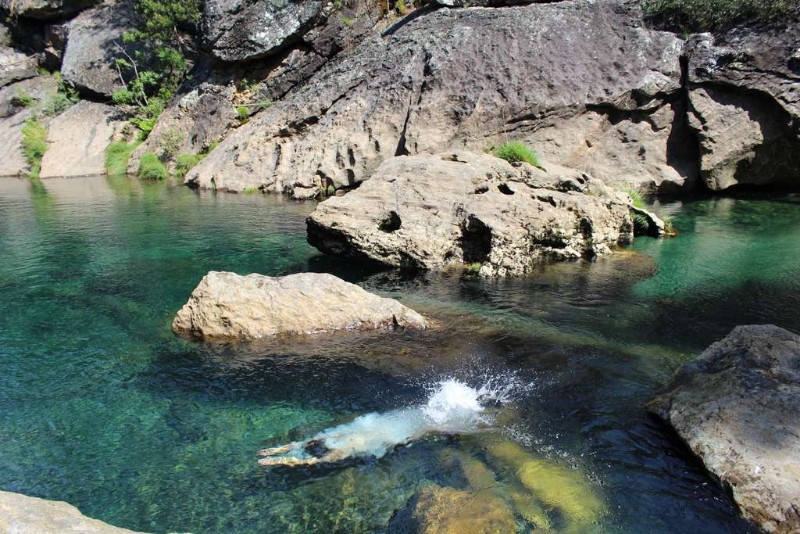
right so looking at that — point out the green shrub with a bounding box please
[641,0,800,32]
[105,141,141,176]
[42,73,79,116]
[174,152,204,178]
[21,118,48,178]
[236,105,250,123]
[11,90,35,108]
[159,128,184,161]
[494,141,540,167]
[137,152,168,180]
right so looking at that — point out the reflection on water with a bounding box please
[2,177,793,532]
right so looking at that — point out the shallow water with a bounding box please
[2,177,798,532]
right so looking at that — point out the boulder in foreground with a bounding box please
[172,271,427,340]
[0,490,146,533]
[648,325,800,533]
[308,152,635,277]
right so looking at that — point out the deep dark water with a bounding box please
[3,177,798,532]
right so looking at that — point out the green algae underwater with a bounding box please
[3,176,798,532]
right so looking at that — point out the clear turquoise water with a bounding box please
[2,177,798,533]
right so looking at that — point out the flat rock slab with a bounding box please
[307,151,634,277]
[0,490,146,533]
[648,325,800,533]
[39,100,123,178]
[172,271,427,340]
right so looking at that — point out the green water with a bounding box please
[2,177,797,533]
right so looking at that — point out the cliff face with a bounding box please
[1,0,798,195]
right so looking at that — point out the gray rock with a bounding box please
[0,490,146,533]
[172,271,428,340]
[648,325,800,534]
[0,46,38,88]
[307,151,634,276]
[0,76,58,176]
[202,0,323,62]
[40,100,125,177]
[61,2,138,97]
[684,30,800,190]
[0,0,100,20]
[186,0,683,195]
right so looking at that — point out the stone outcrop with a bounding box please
[683,28,800,190]
[648,325,800,533]
[0,76,58,176]
[185,0,684,195]
[307,151,636,276]
[39,100,124,177]
[61,1,138,97]
[202,0,323,62]
[0,46,37,87]
[0,0,100,20]
[172,271,427,340]
[0,490,146,533]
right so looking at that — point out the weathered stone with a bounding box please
[388,485,517,534]
[186,1,683,195]
[0,490,146,533]
[39,100,124,177]
[0,76,58,176]
[307,151,635,276]
[202,0,323,62]
[0,46,38,88]
[684,30,800,190]
[648,325,800,533]
[61,2,138,97]
[0,0,100,20]
[172,271,427,340]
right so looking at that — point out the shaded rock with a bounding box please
[648,325,800,533]
[172,271,427,340]
[0,490,146,533]
[61,1,138,97]
[684,30,800,190]
[0,0,100,20]
[388,484,516,534]
[0,76,58,176]
[185,0,683,195]
[39,100,124,177]
[0,46,38,88]
[202,0,323,62]
[307,151,634,276]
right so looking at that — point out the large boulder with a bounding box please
[307,152,635,276]
[202,0,323,62]
[0,46,38,88]
[683,28,800,190]
[0,0,100,20]
[172,271,428,340]
[648,325,800,533]
[0,76,58,176]
[60,1,138,97]
[185,0,684,195]
[0,490,146,533]
[39,100,124,177]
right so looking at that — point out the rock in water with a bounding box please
[648,325,800,533]
[0,490,146,533]
[307,152,634,276]
[172,271,427,340]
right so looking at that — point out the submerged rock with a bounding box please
[388,484,517,534]
[172,271,427,340]
[307,152,634,276]
[648,325,800,533]
[0,490,146,533]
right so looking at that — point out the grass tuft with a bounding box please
[105,141,141,176]
[174,152,205,178]
[137,152,168,181]
[21,118,48,179]
[494,141,540,167]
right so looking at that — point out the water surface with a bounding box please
[2,177,797,532]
